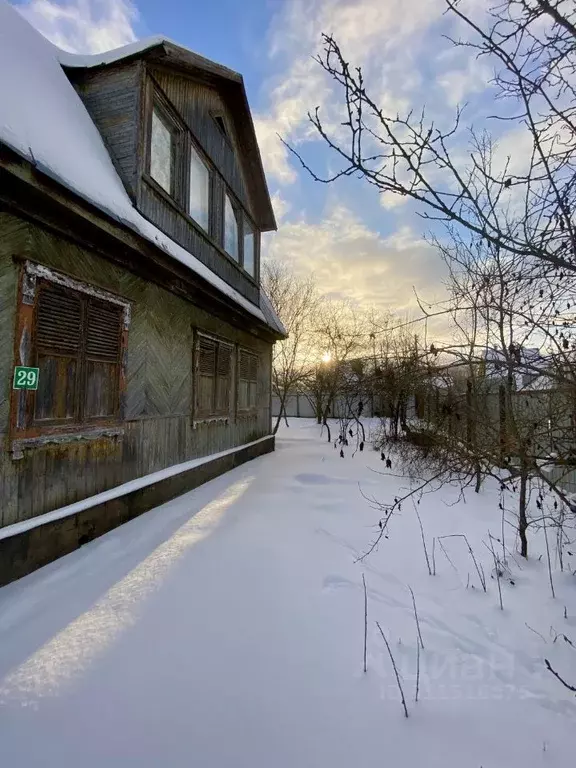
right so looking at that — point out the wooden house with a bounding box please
[0,2,284,582]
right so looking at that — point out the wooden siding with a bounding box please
[0,212,272,527]
[71,62,142,199]
[138,181,259,304]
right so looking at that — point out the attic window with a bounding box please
[224,193,239,261]
[189,143,210,232]
[214,115,229,139]
[150,108,175,194]
[243,218,256,277]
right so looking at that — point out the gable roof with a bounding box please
[0,1,284,336]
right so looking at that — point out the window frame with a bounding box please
[145,96,185,201]
[193,330,234,423]
[188,139,212,234]
[10,261,130,444]
[219,187,260,281]
[223,191,241,263]
[242,215,257,279]
[237,348,259,413]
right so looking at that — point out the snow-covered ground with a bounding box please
[0,419,574,767]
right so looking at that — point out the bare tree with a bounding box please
[303,298,370,431]
[288,0,576,559]
[262,261,319,434]
[286,0,576,273]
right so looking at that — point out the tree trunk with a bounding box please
[474,464,482,493]
[518,468,529,558]
[272,393,288,435]
[322,414,332,443]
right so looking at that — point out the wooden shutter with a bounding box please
[34,283,82,422]
[238,350,258,410]
[84,298,123,418]
[197,337,217,415]
[215,344,232,414]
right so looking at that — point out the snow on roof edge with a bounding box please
[57,35,169,68]
[2,131,271,328]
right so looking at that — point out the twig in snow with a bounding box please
[484,534,503,610]
[525,623,547,643]
[437,537,460,577]
[432,536,437,576]
[544,659,576,693]
[543,516,556,599]
[376,622,409,718]
[408,585,424,649]
[413,498,432,576]
[362,573,368,674]
[501,501,506,565]
[550,627,575,649]
[438,535,486,592]
[415,636,421,703]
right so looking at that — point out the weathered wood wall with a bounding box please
[0,212,272,528]
[72,61,142,200]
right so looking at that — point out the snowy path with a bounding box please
[0,420,574,767]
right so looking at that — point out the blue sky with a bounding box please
[11,0,516,316]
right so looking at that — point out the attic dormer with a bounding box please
[64,41,275,306]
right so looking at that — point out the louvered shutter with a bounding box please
[84,298,123,418]
[34,283,82,422]
[215,344,232,414]
[197,337,217,415]
[238,351,258,410]
[249,354,258,408]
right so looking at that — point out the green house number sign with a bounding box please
[13,366,40,391]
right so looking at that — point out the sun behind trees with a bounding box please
[271,0,576,573]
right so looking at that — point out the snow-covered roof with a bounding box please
[58,35,244,84]
[0,1,283,336]
[482,347,541,364]
[58,36,173,69]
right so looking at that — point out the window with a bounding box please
[243,218,256,277]
[238,350,258,410]
[150,108,174,194]
[189,144,210,231]
[10,264,129,440]
[224,193,239,261]
[34,282,123,424]
[214,115,229,140]
[195,334,233,418]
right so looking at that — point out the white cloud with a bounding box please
[15,0,138,53]
[254,117,298,185]
[255,0,461,186]
[271,191,292,223]
[255,0,505,189]
[264,201,447,312]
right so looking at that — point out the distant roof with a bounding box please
[0,1,282,335]
[482,347,541,363]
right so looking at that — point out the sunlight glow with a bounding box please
[0,478,252,705]
[321,352,332,363]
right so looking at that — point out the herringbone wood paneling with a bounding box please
[0,216,272,527]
